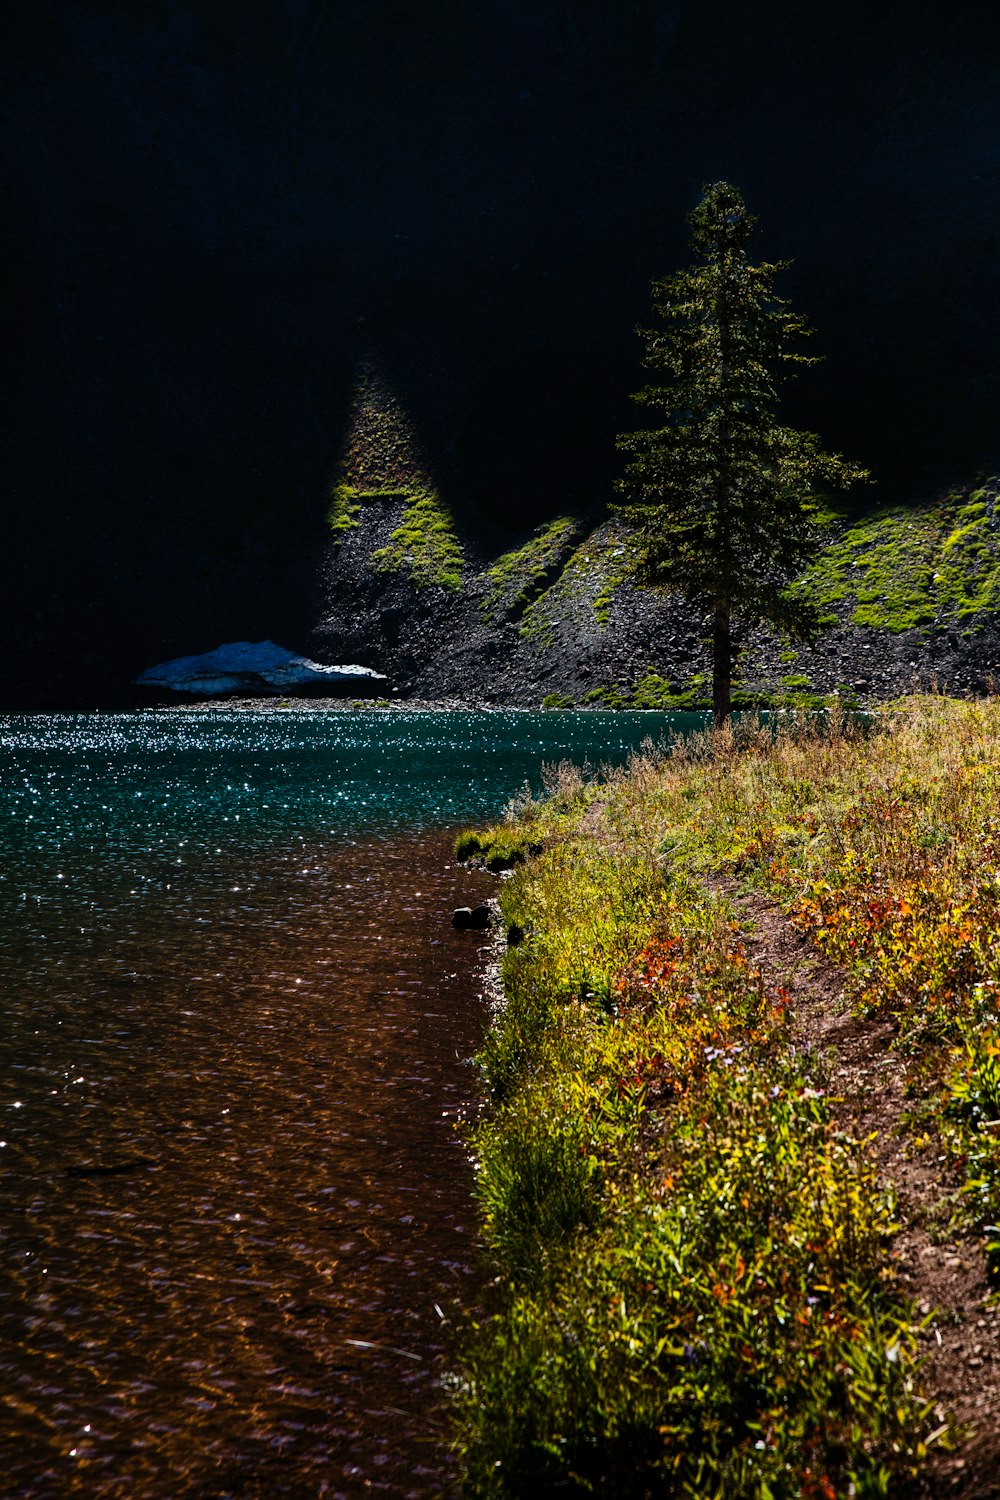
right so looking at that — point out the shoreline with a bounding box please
[9,682,993,716]
[154,696,701,713]
[453,696,1000,1496]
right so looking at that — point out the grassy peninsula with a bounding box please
[454,697,1000,1496]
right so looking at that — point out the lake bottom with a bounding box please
[0,829,496,1498]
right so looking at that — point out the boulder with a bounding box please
[134,641,386,697]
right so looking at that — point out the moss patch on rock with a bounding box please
[370,488,464,590]
[481,516,581,622]
[582,669,848,713]
[583,670,702,710]
[802,481,1000,633]
[328,363,465,586]
[519,525,640,645]
[326,482,363,539]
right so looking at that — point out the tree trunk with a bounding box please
[713,595,732,729]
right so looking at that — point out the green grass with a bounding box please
[801,481,1000,633]
[454,827,544,872]
[481,516,580,622]
[369,487,464,590]
[580,670,838,713]
[454,745,934,1495]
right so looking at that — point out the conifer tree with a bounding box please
[614,181,868,727]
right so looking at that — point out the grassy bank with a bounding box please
[454,698,1000,1496]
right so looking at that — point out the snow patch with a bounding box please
[135,641,386,696]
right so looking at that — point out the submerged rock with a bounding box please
[452,904,492,930]
[135,641,386,698]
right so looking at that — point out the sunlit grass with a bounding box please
[452,707,973,1493]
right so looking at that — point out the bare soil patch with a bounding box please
[712,877,1000,1499]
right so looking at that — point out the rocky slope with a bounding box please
[311,477,1000,710]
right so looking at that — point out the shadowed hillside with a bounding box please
[3,0,999,704]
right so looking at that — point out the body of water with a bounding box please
[0,709,693,1497]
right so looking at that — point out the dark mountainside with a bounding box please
[3,1,1000,707]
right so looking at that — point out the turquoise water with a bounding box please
[0,708,696,1497]
[0,708,699,948]
[0,705,696,852]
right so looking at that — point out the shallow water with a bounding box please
[0,709,693,1496]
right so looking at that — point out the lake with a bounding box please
[0,708,697,1497]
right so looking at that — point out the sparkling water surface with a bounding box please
[0,709,693,1498]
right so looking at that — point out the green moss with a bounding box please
[583,670,847,714]
[629,670,696,709]
[326,482,362,538]
[582,684,630,709]
[541,692,574,709]
[592,537,640,624]
[370,488,464,590]
[481,516,580,622]
[327,481,465,601]
[801,481,1000,633]
[519,527,640,645]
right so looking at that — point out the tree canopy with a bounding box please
[614,181,868,726]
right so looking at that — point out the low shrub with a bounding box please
[454,827,543,871]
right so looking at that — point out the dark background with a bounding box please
[3,0,999,705]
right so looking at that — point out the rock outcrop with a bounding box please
[313,484,1000,711]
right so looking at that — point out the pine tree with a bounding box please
[614,181,868,727]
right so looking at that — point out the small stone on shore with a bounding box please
[452,904,492,930]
